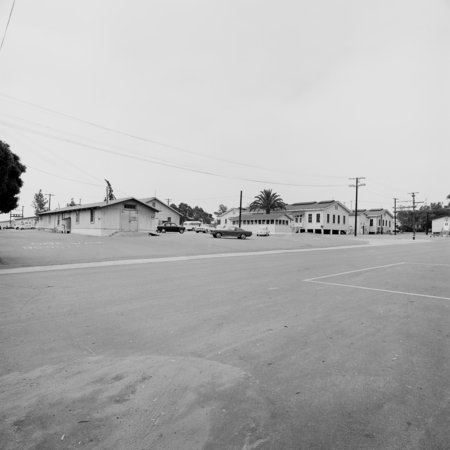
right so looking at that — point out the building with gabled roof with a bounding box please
[37,197,159,236]
[140,197,182,225]
[365,209,394,234]
[284,200,351,234]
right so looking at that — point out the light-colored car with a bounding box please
[256,226,270,236]
[195,224,215,234]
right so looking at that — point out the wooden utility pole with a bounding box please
[165,199,171,206]
[349,177,365,236]
[46,193,55,211]
[238,191,243,228]
[408,192,423,240]
[393,198,398,235]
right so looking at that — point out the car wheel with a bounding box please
[213,234,217,238]
[161,229,166,233]
[196,231,199,233]
[179,229,185,234]
[240,234,247,240]
[216,232,222,238]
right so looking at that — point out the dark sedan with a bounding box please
[156,222,186,234]
[211,226,252,239]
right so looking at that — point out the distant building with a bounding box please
[37,197,158,236]
[348,209,394,234]
[140,197,182,225]
[432,216,450,235]
[215,207,247,226]
[0,216,38,229]
[228,212,293,234]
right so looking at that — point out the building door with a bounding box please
[120,210,138,231]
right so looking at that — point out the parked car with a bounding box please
[211,226,252,239]
[156,222,186,234]
[183,221,202,231]
[256,226,270,236]
[196,224,215,234]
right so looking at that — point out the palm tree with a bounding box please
[249,189,286,214]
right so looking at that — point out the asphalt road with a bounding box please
[1,231,449,449]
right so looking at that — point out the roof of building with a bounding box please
[37,197,158,215]
[139,197,182,216]
[285,200,351,213]
[366,208,394,218]
[215,207,247,217]
[349,209,368,217]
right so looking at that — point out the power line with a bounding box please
[0,94,349,179]
[0,0,15,56]
[0,119,348,188]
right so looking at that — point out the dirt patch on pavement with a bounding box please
[0,356,271,450]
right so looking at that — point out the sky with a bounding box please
[1,0,449,221]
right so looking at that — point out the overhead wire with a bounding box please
[0,93,349,179]
[0,119,348,188]
[0,0,15,55]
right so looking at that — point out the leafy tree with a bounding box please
[66,198,77,207]
[31,189,48,216]
[170,202,213,224]
[104,179,116,201]
[215,204,228,215]
[0,141,26,214]
[249,189,286,214]
[398,202,450,232]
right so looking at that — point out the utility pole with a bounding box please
[46,194,55,211]
[408,192,423,240]
[349,177,365,236]
[165,198,171,206]
[393,198,398,235]
[238,191,243,228]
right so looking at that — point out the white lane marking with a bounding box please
[0,243,371,275]
[305,280,450,301]
[303,262,405,282]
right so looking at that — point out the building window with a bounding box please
[333,215,335,224]
[370,219,374,226]
[308,214,312,223]
[343,216,345,225]
[152,202,156,207]
[76,211,80,224]
[389,220,391,227]
[225,219,227,224]
[90,209,95,223]
[316,214,320,223]
[167,216,171,222]
[57,215,60,225]
[338,215,340,224]
[124,204,136,209]
[327,214,330,223]
[335,205,338,210]
[271,219,274,224]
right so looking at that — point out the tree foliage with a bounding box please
[170,202,213,224]
[397,202,450,232]
[249,189,286,215]
[31,189,48,216]
[0,141,26,214]
[215,204,228,215]
[104,179,116,201]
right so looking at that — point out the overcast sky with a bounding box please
[1,0,449,220]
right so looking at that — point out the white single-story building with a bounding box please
[37,197,159,236]
[215,207,248,226]
[284,200,351,234]
[140,197,182,225]
[364,209,394,234]
[228,212,293,234]
[432,216,450,235]
[0,216,38,229]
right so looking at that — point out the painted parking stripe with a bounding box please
[304,280,450,301]
[303,262,405,282]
